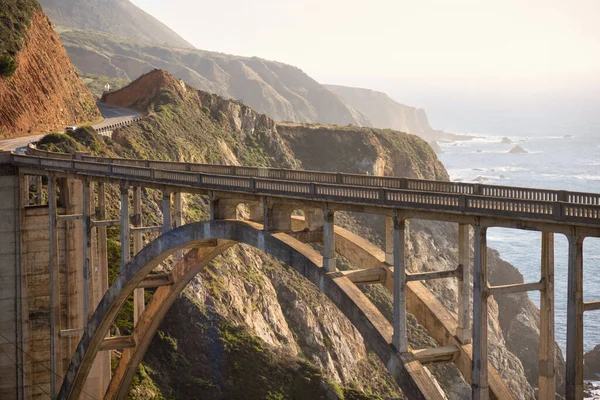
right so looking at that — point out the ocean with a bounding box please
[437,133,600,354]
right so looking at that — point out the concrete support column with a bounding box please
[472,225,489,400]
[385,216,394,265]
[174,192,182,228]
[120,186,130,272]
[35,175,43,205]
[96,182,111,396]
[322,210,336,272]
[162,190,171,234]
[392,217,408,353]
[133,187,144,325]
[82,180,92,327]
[566,235,584,400]
[456,223,471,343]
[48,175,62,397]
[539,232,556,399]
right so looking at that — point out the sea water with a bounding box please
[437,133,600,354]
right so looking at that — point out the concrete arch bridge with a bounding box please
[1,149,599,399]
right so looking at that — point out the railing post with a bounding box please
[322,210,336,272]
[162,190,171,233]
[48,175,62,397]
[120,185,130,272]
[566,235,584,400]
[472,224,489,400]
[456,223,471,343]
[133,186,144,324]
[539,232,556,399]
[392,217,408,353]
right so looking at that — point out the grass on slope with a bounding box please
[0,0,41,76]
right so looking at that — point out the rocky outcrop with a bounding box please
[585,345,600,380]
[38,0,194,49]
[509,144,528,154]
[0,11,100,138]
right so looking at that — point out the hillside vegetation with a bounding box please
[0,3,100,138]
[37,0,194,49]
[0,0,41,76]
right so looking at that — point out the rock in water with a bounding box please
[429,140,443,154]
[502,137,513,144]
[509,145,528,154]
[585,344,600,379]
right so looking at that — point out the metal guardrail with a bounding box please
[95,116,142,137]
[10,153,600,226]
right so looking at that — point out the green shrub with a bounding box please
[0,55,17,77]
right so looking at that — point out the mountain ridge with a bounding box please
[37,0,194,49]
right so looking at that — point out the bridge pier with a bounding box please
[120,186,130,272]
[566,235,584,400]
[323,210,336,272]
[456,223,471,343]
[539,232,556,399]
[472,225,489,400]
[392,217,408,353]
[48,175,62,398]
[133,187,144,324]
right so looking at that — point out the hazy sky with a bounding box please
[131,0,600,89]
[130,0,600,135]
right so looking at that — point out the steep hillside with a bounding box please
[57,29,370,126]
[37,0,194,49]
[0,3,100,138]
[37,70,559,399]
[326,85,443,140]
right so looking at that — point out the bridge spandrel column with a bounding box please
[472,225,489,400]
[322,210,336,272]
[385,216,394,265]
[539,232,556,399]
[120,186,130,272]
[457,223,471,343]
[566,235,584,400]
[133,187,144,325]
[162,190,171,234]
[82,180,93,328]
[392,217,408,353]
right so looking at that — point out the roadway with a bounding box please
[0,103,140,153]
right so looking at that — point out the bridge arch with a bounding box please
[58,220,439,400]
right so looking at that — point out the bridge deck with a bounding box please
[6,152,600,234]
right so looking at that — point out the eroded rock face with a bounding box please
[0,12,100,138]
[585,345,600,380]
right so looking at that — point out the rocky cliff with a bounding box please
[325,85,443,140]
[37,0,194,49]
[0,4,100,138]
[37,70,559,399]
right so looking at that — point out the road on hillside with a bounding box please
[0,103,140,153]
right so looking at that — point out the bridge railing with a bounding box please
[67,153,600,207]
[10,153,600,226]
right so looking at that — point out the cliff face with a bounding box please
[37,0,194,49]
[46,70,546,399]
[326,85,442,140]
[0,10,100,138]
